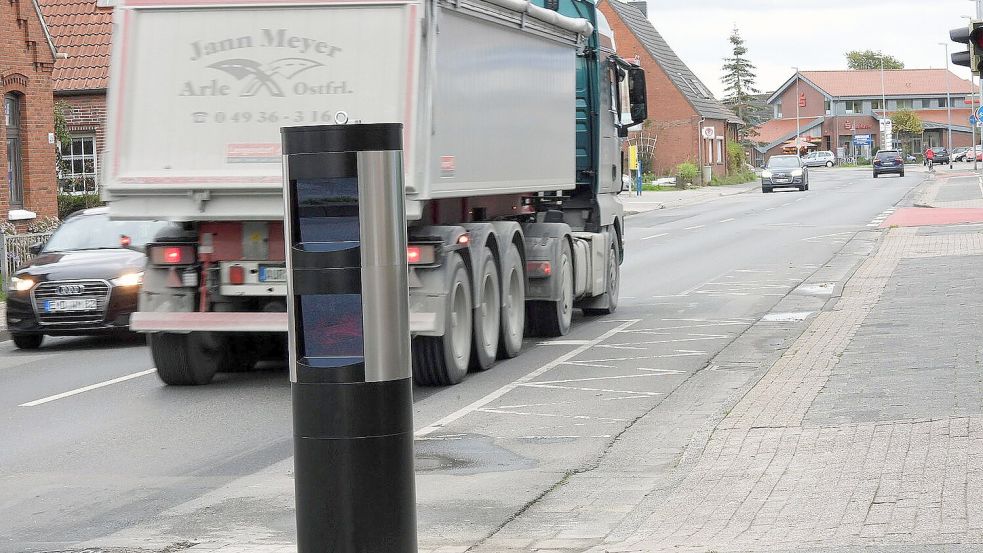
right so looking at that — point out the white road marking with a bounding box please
[641,232,669,240]
[478,408,626,423]
[513,435,613,439]
[537,340,592,346]
[520,382,663,397]
[781,203,792,207]
[414,319,639,437]
[599,334,728,348]
[535,373,681,385]
[802,231,854,241]
[19,369,156,407]
[719,218,736,223]
[684,225,705,230]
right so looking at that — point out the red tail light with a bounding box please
[229,265,245,284]
[527,261,552,278]
[150,244,195,266]
[407,244,437,265]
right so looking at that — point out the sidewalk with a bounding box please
[620,180,759,216]
[461,213,983,551]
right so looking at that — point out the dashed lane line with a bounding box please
[19,369,156,407]
[413,319,639,438]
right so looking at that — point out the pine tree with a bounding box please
[721,27,761,143]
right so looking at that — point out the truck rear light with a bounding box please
[527,261,552,278]
[229,265,246,284]
[457,234,470,246]
[407,244,437,265]
[150,244,195,266]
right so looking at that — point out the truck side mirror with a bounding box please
[628,67,647,123]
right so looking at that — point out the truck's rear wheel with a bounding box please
[498,243,525,359]
[527,240,573,337]
[470,247,501,371]
[149,332,229,385]
[583,241,620,316]
[413,252,472,386]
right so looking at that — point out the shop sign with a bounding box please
[843,120,872,131]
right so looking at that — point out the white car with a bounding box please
[802,151,836,168]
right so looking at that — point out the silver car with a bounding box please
[802,150,836,168]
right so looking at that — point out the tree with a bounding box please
[720,27,762,143]
[845,50,904,70]
[891,109,923,154]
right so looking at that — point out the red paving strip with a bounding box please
[881,207,983,228]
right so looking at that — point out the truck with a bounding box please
[103,0,648,386]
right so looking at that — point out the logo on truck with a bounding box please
[207,58,322,97]
[180,29,351,97]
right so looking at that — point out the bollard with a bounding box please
[281,123,416,553]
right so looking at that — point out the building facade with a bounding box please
[754,69,976,164]
[38,0,112,195]
[1,0,59,226]
[598,0,740,181]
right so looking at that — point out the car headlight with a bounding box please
[111,272,144,287]
[9,276,36,292]
[791,169,803,177]
[762,170,772,178]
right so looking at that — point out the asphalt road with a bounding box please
[0,167,922,552]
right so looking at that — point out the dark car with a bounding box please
[5,208,172,349]
[873,149,905,178]
[761,155,809,193]
[924,147,950,165]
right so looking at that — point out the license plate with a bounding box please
[45,298,98,312]
[259,265,287,282]
[774,178,790,183]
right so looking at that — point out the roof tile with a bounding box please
[801,69,974,98]
[604,0,739,123]
[37,0,112,91]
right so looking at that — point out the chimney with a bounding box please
[628,0,647,16]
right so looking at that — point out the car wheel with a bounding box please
[825,161,833,167]
[762,186,772,193]
[12,333,43,350]
[900,171,905,177]
[873,172,879,178]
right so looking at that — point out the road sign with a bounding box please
[976,105,983,121]
[701,127,716,139]
[853,134,872,146]
[973,115,978,125]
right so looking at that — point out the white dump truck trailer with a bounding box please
[103,0,648,385]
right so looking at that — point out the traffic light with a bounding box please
[951,21,983,75]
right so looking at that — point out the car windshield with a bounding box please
[767,157,800,169]
[932,148,946,153]
[43,213,170,253]
[876,151,899,159]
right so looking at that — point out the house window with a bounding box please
[845,100,863,114]
[824,99,831,115]
[896,99,913,109]
[58,136,98,194]
[775,100,782,119]
[871,99,883,111]
[939,97,948,108]
[715,137,723,164]
[4,93,24,208]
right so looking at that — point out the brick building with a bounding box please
[598,0,740,181]
[754,69,976,164]
[1,0,59,226]
[38,0,111,195]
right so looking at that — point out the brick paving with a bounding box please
[594,227,983,552]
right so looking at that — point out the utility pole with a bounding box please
[940,42,953,168]
[881,58,888,149]
[793,66,801,156]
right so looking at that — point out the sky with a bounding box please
[636,0,981,99]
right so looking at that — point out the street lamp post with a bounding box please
[793,66,801,156]
[939,42,953,168]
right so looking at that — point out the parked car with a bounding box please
[924,147,950,165]
[873,149,905,178]
[5,207,173,349]
[802,150,836,168]
[952,147,971,162]
[761,155,809,193]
